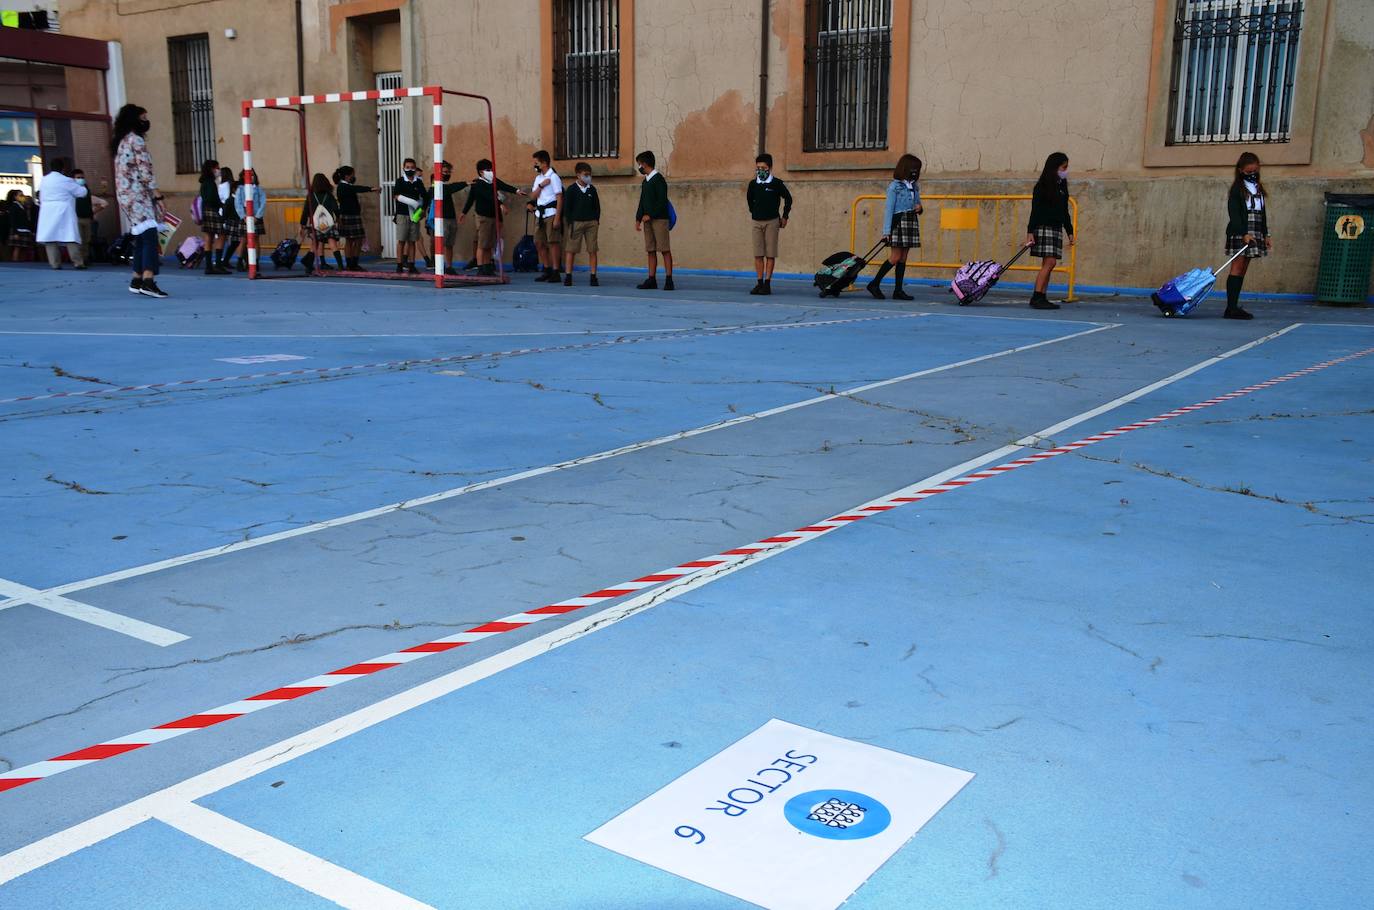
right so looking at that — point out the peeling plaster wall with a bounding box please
[60,0,1374,292]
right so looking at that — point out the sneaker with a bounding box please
[1223,306,1254,320]
[866,281,885,300]
[563,274,573,287]
[892,289,914,301]
[663,277,675,291]
[138,279,169,299]
[637,277,657,290]
[128,277,144,295]
[589,274,599,287]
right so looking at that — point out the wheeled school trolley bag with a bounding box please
[1151,246,1251,317]
[814,239,889,297]
[951,241,1034,305]
[513,212,539,272]
[270,239,300,270]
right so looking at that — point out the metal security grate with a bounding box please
[1168,0,1304,145]
[168,34,216,173]
[804,0,892,152]
[552,0,619,160]
[376,71,404,259]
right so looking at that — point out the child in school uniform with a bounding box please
[1221,152,1270,320]
[634,150,673,290]
[425,160,468,275]
[299,172,339,276]
[528,150,564,282]
[334,165,373,272]
[392,157,426,274]
[216,166,244,273]
[746,152,792,296]
[234,169,265,271]
[561,162,600,287]
[1024,152,1075,310]
[868,154,923,300]
[459,158,523,276]
[197,159,229,275]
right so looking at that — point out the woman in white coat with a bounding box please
[36,157,89,269]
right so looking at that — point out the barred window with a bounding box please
[552,0,620,160]
[1168,0,1304,145]
[804,0,891,152]
[167,34,215,173]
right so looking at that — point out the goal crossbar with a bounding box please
[240,86,506,287]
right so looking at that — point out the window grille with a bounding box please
[552,0,620,159]
[168,34,215,173]
[804,0,892,152]
[1168,0,1304,145]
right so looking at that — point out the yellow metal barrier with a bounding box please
[255,196,306,243]
[849,194,1078,301]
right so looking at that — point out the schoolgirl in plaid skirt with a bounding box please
[197,160,232,274]
[1025,152,1074,310]
[1219,152,1272,320]
[867,154,924,301]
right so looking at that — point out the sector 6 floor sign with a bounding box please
[586,719,974,910]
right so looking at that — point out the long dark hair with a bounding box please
[894,154,922,182]
[310,172,333,196]
[238,169,258,186]
[334,165,355,185]
[219,166,236,192]
[110,104,147,154]
[1035,152,1069,193]
[1232,152,1265,199]
[199,159,220,183]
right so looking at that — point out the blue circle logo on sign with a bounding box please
[784,789,891,840]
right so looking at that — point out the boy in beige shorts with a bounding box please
[746,152,793,295]
[634,150,674,291]
[561,162,601,287]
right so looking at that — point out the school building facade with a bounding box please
[55,0,1374,294]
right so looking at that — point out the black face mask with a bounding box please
[135,121,150,135]
[404,168,416,177]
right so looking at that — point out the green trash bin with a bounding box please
[1316,193,1374,306]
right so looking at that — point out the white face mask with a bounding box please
[579,174,592,186]
[481,169,494,181]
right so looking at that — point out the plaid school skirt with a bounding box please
[1030,224,1064,259]
[198,213,224,235]
[337,213,366,240]
[890,209,921,249]
[219,215,245,242]
[1226,210,1267,259]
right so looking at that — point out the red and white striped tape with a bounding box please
[3,344,1369,794]
[0,314,916,406]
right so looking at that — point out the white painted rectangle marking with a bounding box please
[215,354,308,365]
[586,719,973,910]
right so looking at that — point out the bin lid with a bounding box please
[1324,193,1374,208]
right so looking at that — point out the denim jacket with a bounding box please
[882,179,921,236]
[234,183,266,221]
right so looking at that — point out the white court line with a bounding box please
[2,323,1116,610]
[155,802,434,910]
[0,577,187,647]
[0,323,1298,888]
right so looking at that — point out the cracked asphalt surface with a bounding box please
[1,262,1371,909]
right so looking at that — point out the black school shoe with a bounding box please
[663,277,675,291]
[1029,292,1060,310]
[866,281,885,300]
[749,280,765,295]
[1223,306,1254,320]
[892,289,913,301]
[637,277,657,290]
[589,274,599,287]
[563,274,573,287]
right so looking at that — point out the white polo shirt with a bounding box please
[532,169,563,210]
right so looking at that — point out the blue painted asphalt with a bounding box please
[1,261,1371,908]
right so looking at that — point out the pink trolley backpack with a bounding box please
[951,241,1033,305]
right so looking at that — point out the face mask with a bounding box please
[638,166,647,175]
[578,174,592,186]
[75,178,86,186]
[756,168,769,180]
[404,168,416,177]
[481,170,494,181]
[1244,172,1259,182]
[1058,168,1068,179]
[136,120,150,134]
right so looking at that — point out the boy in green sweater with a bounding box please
[633,150,673,291]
